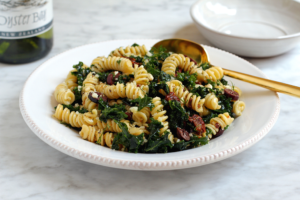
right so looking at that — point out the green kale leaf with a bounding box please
[71,61,91,86]
[176,71,197,89]
[167,100,188,131]
[99,104,127,122]
[172,136,209,151]
[220,77,228,85]
[200,62,211,71]
[131,43,139,47]
[72,87,83,104]
[111,120,145,153]
[59,104,88,113]
[145,131,173,153]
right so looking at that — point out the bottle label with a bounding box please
[0,0,53,39]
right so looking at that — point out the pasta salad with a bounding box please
[53,43,245,153]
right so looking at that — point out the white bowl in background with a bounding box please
[190,0,300,57]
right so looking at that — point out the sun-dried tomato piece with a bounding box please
[165,92,181,102]
[188,114,206,135]
[126,56,143,67]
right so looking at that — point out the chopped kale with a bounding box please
[131,43,139,47]
[98,98,108,110]
[99,104,127,122]
[200,62,211,71]
[160,71,171,82]
[145,64,161,82]
[211,94,233,115]
[118,74,134,84]
[176,71,197,89]
[190,85,210,99]
[148,81,170,98]
[72,87,83,104]
[147,118,163,141]
[144,131,173,153]
[59,104,88,113]
[71,61,91,86]
[122,96,154,111]
[136,96,154,111]
[129,55,143,63]
[206,79,216,87]
[111,120,145,153]
[172,136,209,151]
[97,72,110,82]
[220,77,228,85]
[144,119,173,153]
[149,46,170,62]
[202,112,218,124]
[167,100,188,131]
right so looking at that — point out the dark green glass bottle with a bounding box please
[0,0,53,64]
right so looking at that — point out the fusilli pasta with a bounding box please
[110,45,148,57]
[232,100,246,116]
[167,82,205,113]
[54,82,75,105]
[91,56,134,75]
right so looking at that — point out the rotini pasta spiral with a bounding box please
[103,82,126,99]
[210,112,234,130]
[130,106,151,126]
[134,65,153,85]
[110,45,148,57]
[205,124,219,138]
[199,106,210,117]
[91,56,134,75]
[232,100,245,116]
[161,54,202,77]
[65,69,78,91]
[81,72,100,111]
[97,131,115,148]
[204,93,221,110]
[198,66,223,83]
[54,104,98,127]
[167,82,205,113]
[96,118,130,133]
[79,125,114,148]
[82,92,98,111]
[151,97,169,135]
[82,72,99,94]
[54,82,75,105]
[128,127,144,136]
[125,81,145,99]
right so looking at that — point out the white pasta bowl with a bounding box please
[190,0,300,57]
[20,39,280,170]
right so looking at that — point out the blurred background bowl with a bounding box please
[190,0,300,57]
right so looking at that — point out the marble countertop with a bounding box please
[1,0,300,199]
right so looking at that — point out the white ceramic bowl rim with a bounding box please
[19,39,280,170]
[190,0,300,41]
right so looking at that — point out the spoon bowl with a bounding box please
[152,38,300,98]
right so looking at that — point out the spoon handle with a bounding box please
[223,68,300,98]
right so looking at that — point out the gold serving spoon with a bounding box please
[152,38,300,98]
